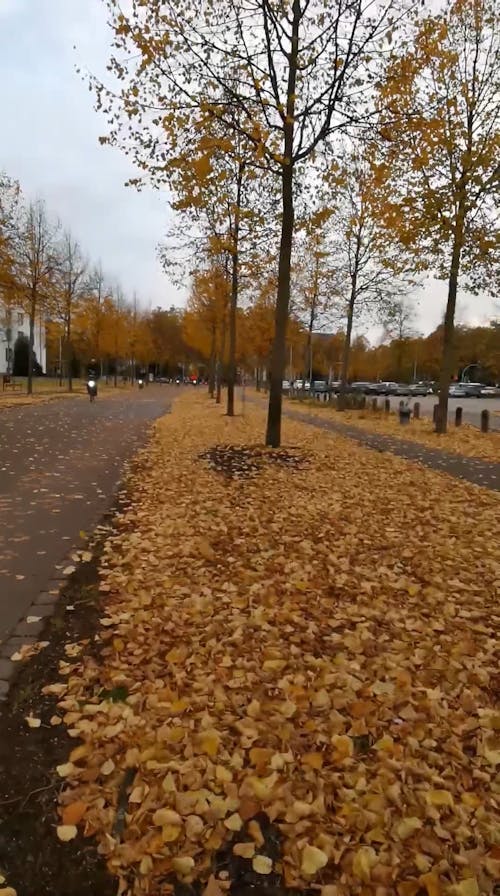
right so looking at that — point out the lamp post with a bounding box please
[461,362,479,383]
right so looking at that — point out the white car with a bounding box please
[480,386,500,398]
[449,384,468,398]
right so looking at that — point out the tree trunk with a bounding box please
[216,309,227,405]
[338,281,357,410]
[265,0,299,447]
[208,351,216,398]
[28,299,35,395]
[67,311,73,392]
[227,161,244,418]
[436,235,463,434]
[216,356,222,404]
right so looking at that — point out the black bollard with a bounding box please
[371,397,378,412]
[455,406,463,427]
[433,404,439,424]
[414,401,420,420]
[384,398,390,413]
[481,409,489,433]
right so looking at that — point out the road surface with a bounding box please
[0,387,174,645]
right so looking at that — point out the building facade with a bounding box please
[0,304,46,375]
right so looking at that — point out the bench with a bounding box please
[2,375,24,392]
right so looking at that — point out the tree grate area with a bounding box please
[200,444,309,480]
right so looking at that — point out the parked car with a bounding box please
[461,382,485,397]
[393,383,411,396]
[282,379,291,391]
[376,381,399,395]
[409,382,430,396]
[294,380,311,391]
[479,385,500,398]
[351,381,373,393]
[312,380,329,392]
[449,384,468,398]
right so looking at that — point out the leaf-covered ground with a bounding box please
[35,393,499,896]
[286,398,500,462]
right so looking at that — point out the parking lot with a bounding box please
[387,393,500,431]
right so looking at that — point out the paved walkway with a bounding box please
[0,387,174,646]
[284,405,500,492]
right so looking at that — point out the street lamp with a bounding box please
[461,362,480,383]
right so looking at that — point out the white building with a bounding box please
[0,304,46,375]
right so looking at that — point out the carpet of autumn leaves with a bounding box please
[285,398,500,463]
[43,392,499,896]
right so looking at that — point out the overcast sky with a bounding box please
[0,0,497,334]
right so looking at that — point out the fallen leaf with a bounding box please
[62,801,88,825]
[56,825,78,842]
[301,845,328,876]
[252,855,273,875]
[25,715,41,729]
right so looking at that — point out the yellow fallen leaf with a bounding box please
[233,842,256,859]
[56,762,75,778]
[69,744,90,763]
[56,824,78,842]
[301,752,324,770]
[483,739,500,765]
[331,734,353,762]
[352,846,377,882]
[301,844,329,876]
[461,792,481,809]
[0,888,17,896]
[185,815,204,839]
[153,808,182,826]
[396,817,423,840]
[252,855,273,875]
[419,871,441,896]
[224,813,243,831]
[194,729,221,757]
[262,659,287,671]
[449,880,479,896]
[248,819,264,847]
[100,758,115,776]
[162,824,182,842]
[426,790,454,808]
[25,715,41,728]
[172,856,195,876]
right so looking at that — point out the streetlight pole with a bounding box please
[461,362,479,383]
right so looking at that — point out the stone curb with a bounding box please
[0,558,79,701]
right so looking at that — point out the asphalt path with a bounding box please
[0,386,174,644]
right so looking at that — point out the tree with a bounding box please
[328,147,413,405]
[382,298,418,380]
[183,263,230,401]
[376,0,500,431]
[95,0,409,446]
[55,230,87,391]
[0,175,21,373]
[12,199,59,393]
[292,210,337,387]
[86,262,110,375]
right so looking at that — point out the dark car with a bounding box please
[351,382,373,394]
[409,383,429,397]
[461,382,485,397]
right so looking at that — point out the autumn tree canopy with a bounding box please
[375,0,500,430]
